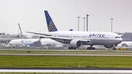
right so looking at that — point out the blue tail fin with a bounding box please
[44,10,58,32]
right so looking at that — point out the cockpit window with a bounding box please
[115,36,120,38]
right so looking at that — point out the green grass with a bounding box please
[0,56,132,69]
[0,49,132,69]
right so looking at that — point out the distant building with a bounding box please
[117,32,132,41]
[0,33,28,44]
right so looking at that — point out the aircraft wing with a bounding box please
[27,32,90,44]
[26,31,51,36]
[44,36,90,44]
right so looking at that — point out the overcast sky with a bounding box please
[0,0,132,34]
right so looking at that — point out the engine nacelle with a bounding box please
[70,39,82,48]
[104,45,113,48]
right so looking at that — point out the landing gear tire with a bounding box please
[87,47,95,50]
[113,47,116,50]
[68,47,77,50]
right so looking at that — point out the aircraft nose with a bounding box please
[118,37,123,43]
[115,36,123,44]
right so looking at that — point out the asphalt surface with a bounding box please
[1,48,132,56]
[0,53,132,56]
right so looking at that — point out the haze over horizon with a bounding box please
[0,0,132,34]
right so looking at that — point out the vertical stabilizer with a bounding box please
[44,10,58,32]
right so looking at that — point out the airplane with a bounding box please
[27,10,123,49]
[9,38,41,47]
[8,38,67,49]
[117,41,132,48]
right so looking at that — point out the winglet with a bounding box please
[44,10,58,32]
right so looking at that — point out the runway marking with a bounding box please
[0,69,132,73]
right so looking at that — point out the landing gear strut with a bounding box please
[112,45,116,50]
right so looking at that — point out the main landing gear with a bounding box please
[68,47,77,49]
[87,45,95,50]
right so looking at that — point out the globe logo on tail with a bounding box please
[48,21,57,32]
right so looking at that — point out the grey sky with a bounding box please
[0,0,132,34]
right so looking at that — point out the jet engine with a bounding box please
[70,39,82,48]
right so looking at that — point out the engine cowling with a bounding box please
[104,45,113,48]
[70,39,82,48]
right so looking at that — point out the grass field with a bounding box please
[0,49,132,69]
[0,72,41,74]
[0,56,132,69]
